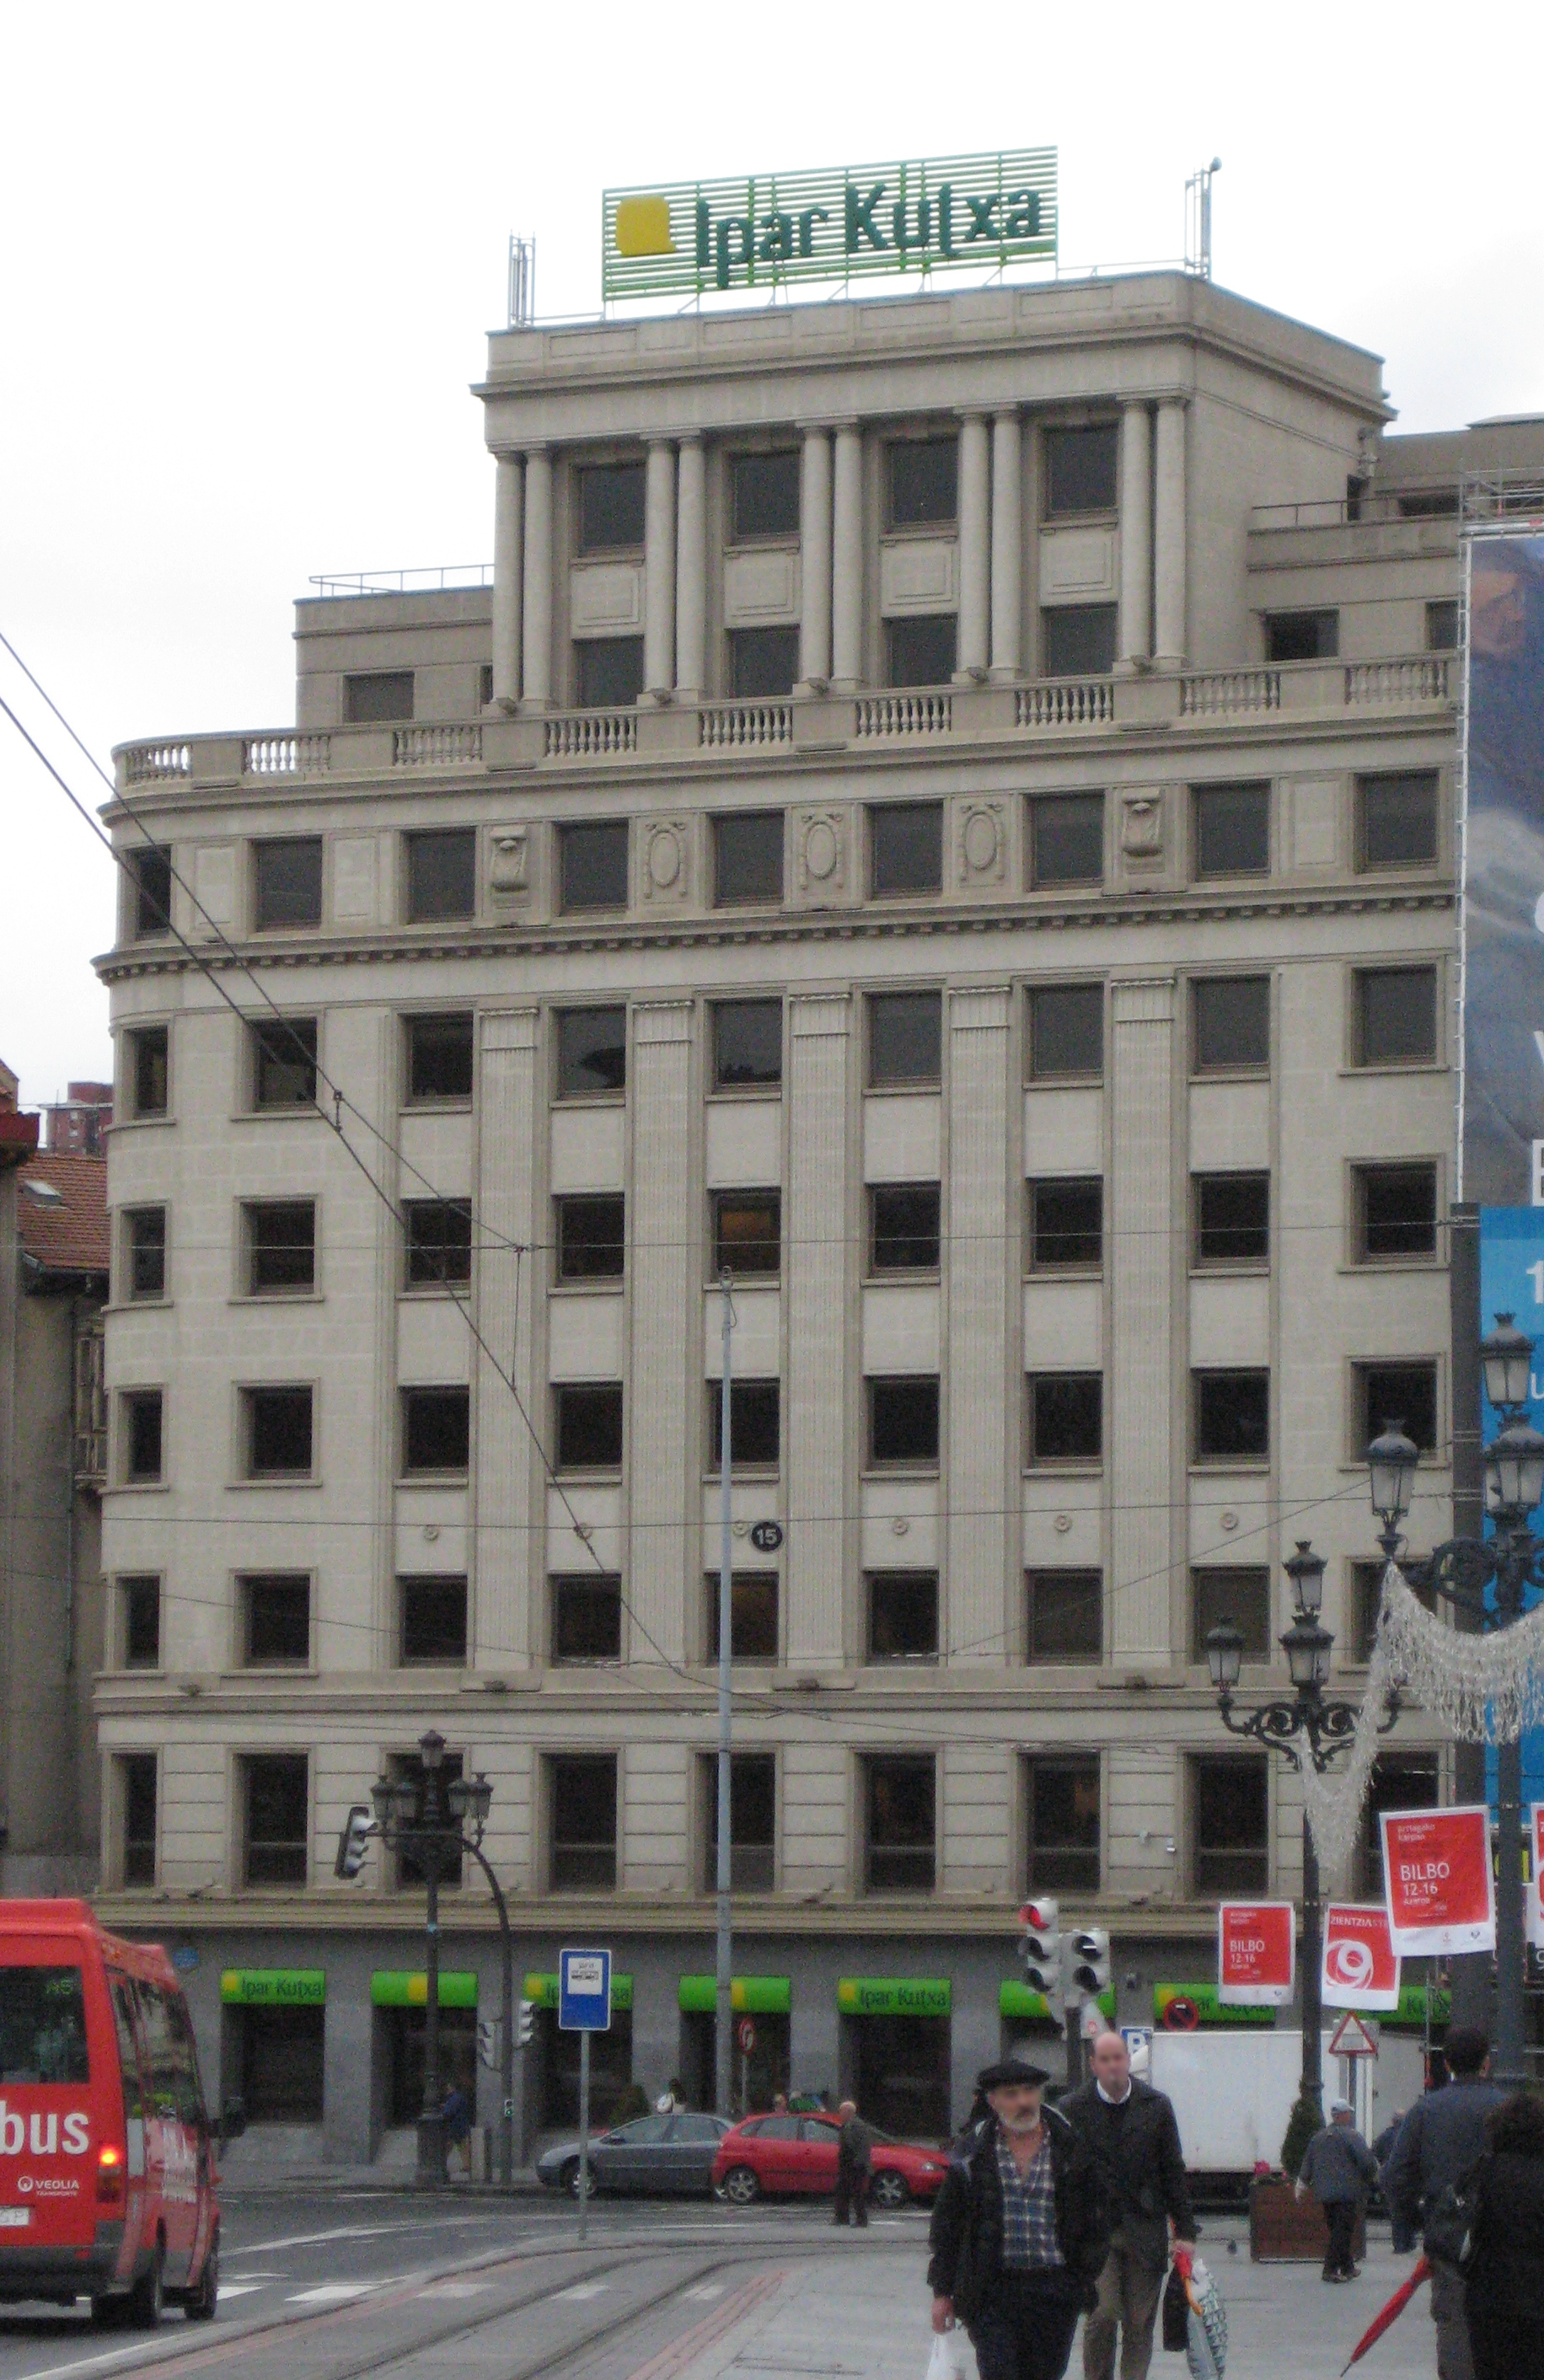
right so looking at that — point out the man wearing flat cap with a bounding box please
[929,2056,1112,2380]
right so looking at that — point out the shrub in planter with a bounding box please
[1280,2092,1322,2181]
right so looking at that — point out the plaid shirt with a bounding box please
[995,2127,1064,2270]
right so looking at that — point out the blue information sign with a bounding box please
[1477,1209,1544,1819]
[559,1947,612,2033]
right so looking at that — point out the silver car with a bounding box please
[536,2110,732,2197]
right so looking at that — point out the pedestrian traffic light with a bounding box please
[477,2018,501,2070]
[333,1804,377,1881]
[1069,1928,1112,2000]
[517,1997,536,2048]
[1019,1899,1063,2003]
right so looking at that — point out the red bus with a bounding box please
[0,1901,221,2326]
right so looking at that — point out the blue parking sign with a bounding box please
[559,1947,612,2032]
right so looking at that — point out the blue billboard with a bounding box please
[1478,1208,1544,1815]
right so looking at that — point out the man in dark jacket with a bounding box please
[930,2056,1112,2380]
[1383,2026,1508,2380]
[1062,2033,1194,2380]
[834,2099,877,2227]
[1297,2100,1378,2281]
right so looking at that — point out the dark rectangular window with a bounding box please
[1028,984,1103,1081]
[1398,491,1459,519]
[399,1575,468,1665]
[729,627,800,699]
[126,1208,166,1300]
[1192,1566,1271,1664]
[709,1379,780,1470]
[1350,1561,1435,1664]
[253,839,323,930]
[345,671,414,723]
[556,1007,626,1098]
[406,829,477,923]
[244,1754,308,1888]
[1042,605,1118,677]
[1043,425,1118,518]
[705,1573,780,1664]
[1193,1756,1268,1895]
[245,1386,313,1477]
[1027,1756,1101,1891]
[559,821,630,913]
[714,1000,782,1090]
[888,439,957,528]
[241,1574,311,1665]
[555,1383,624,1472]
[1355,968,1437,1066]
[1358,772,1439,870]
[123,1390,163,1483]
[390,1750,464,1889]
[1194,782,1270,877]
[868,1376,940,1468]
[1356,1360,1438,1455]
[870,992,941,1087]
[1265,609,1338,662]
[405,1199,473,1288]
[552,1575,622,1664]
[576,636,644,708]
[1193,1175,1269,1267]
[578,462,646,553]
[127,1026,169,1118]
[887,614,957,688]
[732,451,801,542]
[705,1752,776,1893]
[556,1194,625,1282]
[550,1754,618,1891]
[479,664,495,709]
[1029,1179,1102,1271]
[252,1018,318,1108]
[1426,600,1459,653]
[713,1191,780,1277]
[1355,1164,1438,1262]
[866,1756,936,1892]
[246,1201,316,1295]
[1193,978,1269,1074]
[867,1572,939,1663]
[401,1386,469,1475]
[871,1183,941,1273]
[405,1013,474,1102]
[121,1755,157,1886]
[128,845,173,939]
[1027,1571,1102,1664]
[713,812,784,907]
[1030,795,1104,887]
[1193,1371,1270,1464]
[1028,1374,1102,1465]
[121,1575,161,1669]
[1360,1754,1443,1900]
[871,801,944,898]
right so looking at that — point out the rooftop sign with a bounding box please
[603,148,1056,303]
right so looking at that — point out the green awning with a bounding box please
[1000,1982,1115,2024]
[220,1969,324,2007]
[1154,1981,1274,2029]
[838,1977,950,2018]
[678,1975,791,2016]
[371,1970,478,2009]
[523,1971,633,2013]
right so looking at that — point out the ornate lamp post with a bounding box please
[1205,1541,1398,2121]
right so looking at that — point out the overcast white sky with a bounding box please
[3,0,1540,1107]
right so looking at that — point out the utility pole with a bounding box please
[715,1269,736,2119]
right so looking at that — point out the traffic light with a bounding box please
[517,1997,536,2048]
[1019,1898,1063,2004]
[333,1804,377,1881]
[477,2018,501,2070]
[1069,1928,1112,2001]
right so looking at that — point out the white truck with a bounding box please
[1145,2029,1426,2198]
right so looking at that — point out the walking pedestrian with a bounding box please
[929,2056,1111,2380]
[1461,2089,1544,2380]
[441,2081,472,2179]
[1296,2099,1377,2281]
[1372,2109,1406,2168]
[1383,2024,1508,2380]
[834,2099,877,2227]
[1063,2031,1195,2379]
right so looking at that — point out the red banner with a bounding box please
[1380,1804,1495,1957]
[1217,1902,1295,2006]
[1530,1805,1544,1952]
[1322,1903,1402,2010]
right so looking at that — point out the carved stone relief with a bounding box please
[488,828,530,919]
[955,798,1007,889]
[793,805,851,905]
[640,816,692,906]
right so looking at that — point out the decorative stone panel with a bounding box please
[474,1007,541,1670]
[489,826,531,919]
[638,815,693,908]
[1109,977,1177,1664]
[881,537,959,614]
[570,560,643,634]
[791,805,853,908]
[952,796,1010,892]
[785,994,851,1664]
[724,547,801,624]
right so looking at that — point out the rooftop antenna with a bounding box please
[1185,159,1221,280]
[507,236,535,327]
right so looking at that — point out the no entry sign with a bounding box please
[1322,1904,1402,2011]
[1380,1805,1496,1957]
[1218,1902,1295,2006]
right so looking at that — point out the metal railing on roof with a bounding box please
[307,565,494,598]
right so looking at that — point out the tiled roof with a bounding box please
[17,1149,110,1277]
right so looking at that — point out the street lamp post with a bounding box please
[1205,1541,1399,2121]
[1367,1311,1544,2090]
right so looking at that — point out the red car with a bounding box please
[712,2112,950,2208]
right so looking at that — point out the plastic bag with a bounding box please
[1183,2256,1228,2380]
[925,2325,973,2380]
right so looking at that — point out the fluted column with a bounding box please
[785,994,850,1665]
[474,1008,540,1667]
[956,413,990,681]
[831,422,863,691]
[989,409,1021,682]
[489,455,523,711]
[1153,399,1187,672]
[520,448,553,710]
[628,1002,694,1662]
[643,439,677,700]
[1118,402,1153,672]
[798,426,834,689]
[675,434,706,700]
[1110,978,1177,1663]
[945,988,1013,1663]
